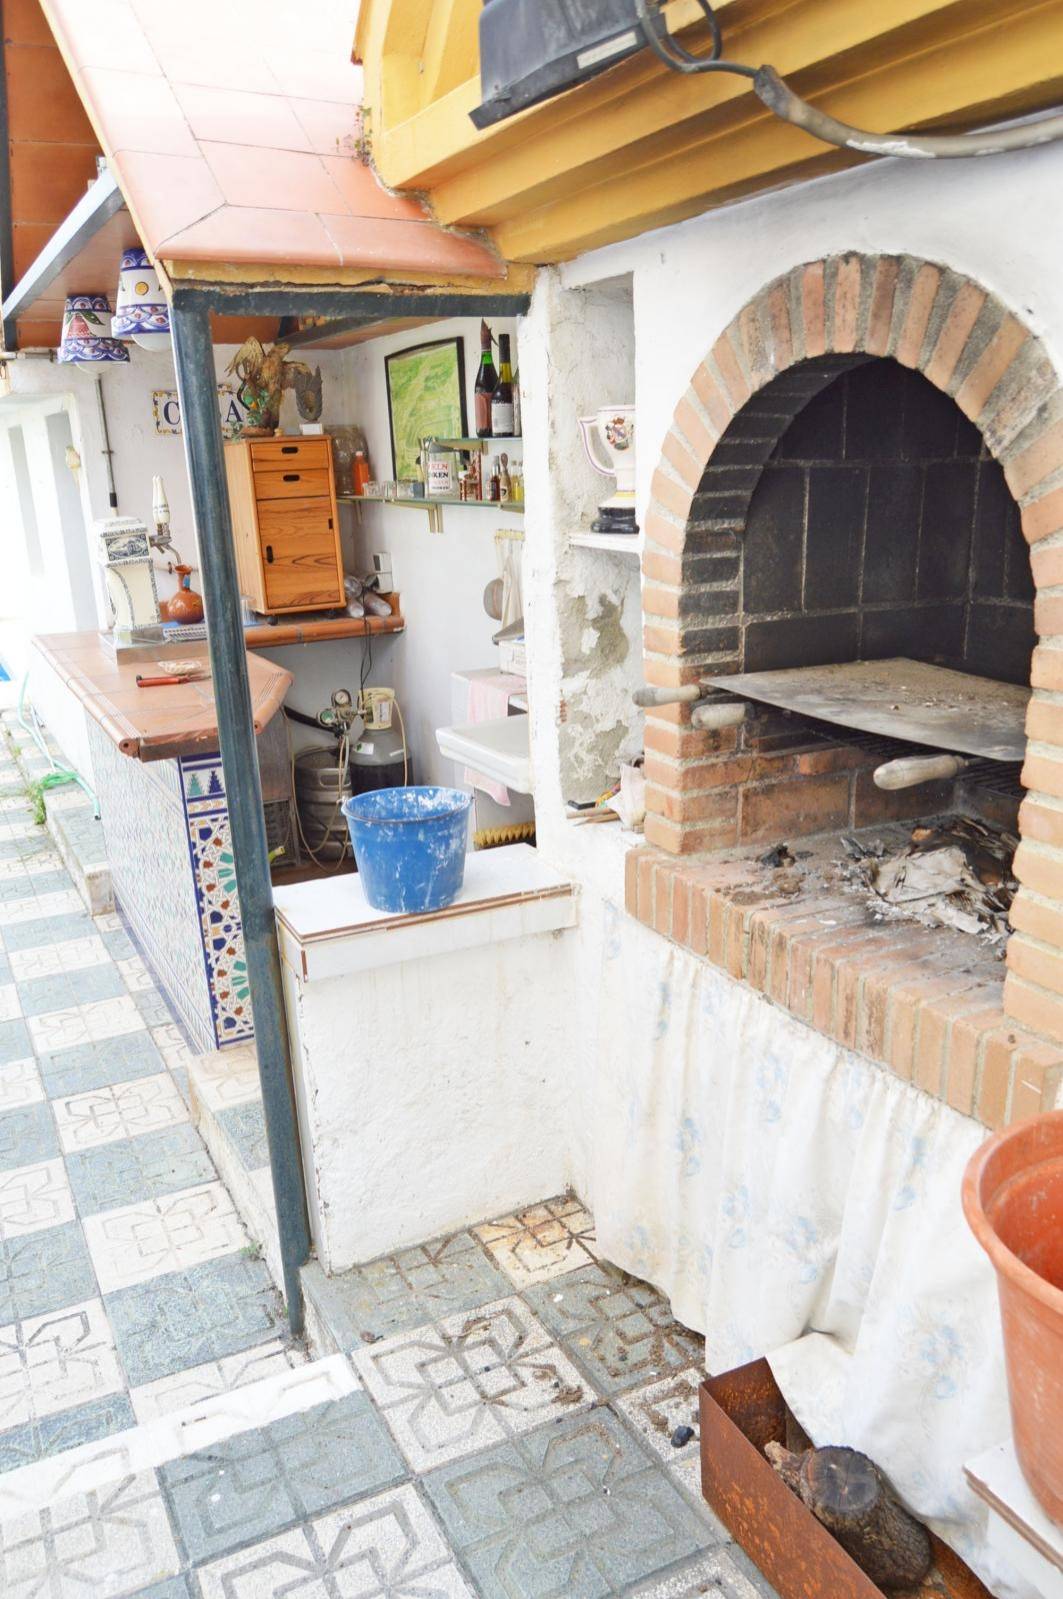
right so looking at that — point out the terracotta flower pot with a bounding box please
[962,1109,1063,1523]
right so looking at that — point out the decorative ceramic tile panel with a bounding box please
[87,724,215,1055]
[475,1193,598,1287]
[197,1485,475,1599]
[354,1296,592,1471]
[179,753,253,1048]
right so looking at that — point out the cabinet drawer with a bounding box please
[255,466,331,501]
[250,438,330,470]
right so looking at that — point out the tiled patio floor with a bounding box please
[0,723,777,1597]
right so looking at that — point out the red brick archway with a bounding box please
[637,251,1063,1067]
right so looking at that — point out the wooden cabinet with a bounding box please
[224,437,344,615]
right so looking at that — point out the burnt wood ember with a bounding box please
[857,816,1017,940]
[765,1442,933,1591]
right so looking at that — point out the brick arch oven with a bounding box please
[628,253,1063,1127]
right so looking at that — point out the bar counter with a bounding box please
[32,631,292,1055]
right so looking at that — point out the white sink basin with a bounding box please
[435,713,532,794]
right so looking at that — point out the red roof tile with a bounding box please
[39,0,504,281]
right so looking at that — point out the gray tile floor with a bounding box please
[0,723,778,1598]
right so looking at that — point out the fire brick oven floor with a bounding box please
[628,818,1063,1131]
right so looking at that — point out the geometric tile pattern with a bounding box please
[160,1392,405,1563]
[354,1297,592,1471]
[325,1230,512,1341]
[0,730,782,1599]
[83,1181,248,1292]
[523,1262,705,1395]
[196,1484,475,1598]
[181,753,253,1047]
[423,1407,718,1598]
[475,1193,598,1287]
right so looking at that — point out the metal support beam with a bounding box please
[173,286,530,323]
[170,299,311,1336]
[1,168,125,331]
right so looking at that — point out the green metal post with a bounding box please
[170,298,311,1335]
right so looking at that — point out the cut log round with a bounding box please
[767,1443,933,1591]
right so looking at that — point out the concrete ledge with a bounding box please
[44,789,111,915]
[187,1045,282,1290]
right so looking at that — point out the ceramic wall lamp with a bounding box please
[111,248,171,351]
[57,295,129,365]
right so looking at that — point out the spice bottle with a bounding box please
[488,456,501,502]
[498,452,511,503]
[352,449,370,496]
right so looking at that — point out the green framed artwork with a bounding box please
[385,336,468,480]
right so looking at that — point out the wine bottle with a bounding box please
[491,334,515,437]
[474,320,497,438]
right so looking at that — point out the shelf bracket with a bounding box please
[427,502,444,534]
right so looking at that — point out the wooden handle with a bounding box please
[873,754,969,790]
[633,685,701,708]
[691,700,748,731]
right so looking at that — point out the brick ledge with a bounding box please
[626,845,1063,1130]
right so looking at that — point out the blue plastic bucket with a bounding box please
[342,785,472,914]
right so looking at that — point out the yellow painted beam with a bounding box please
[420,0,480,109]
[415,0,1012,226]
[490,0,1063,260]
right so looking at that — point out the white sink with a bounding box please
[435,713,532,794]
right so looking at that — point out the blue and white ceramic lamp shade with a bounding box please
[57,250,171,364]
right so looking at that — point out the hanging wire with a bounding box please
[632,0,1063,158]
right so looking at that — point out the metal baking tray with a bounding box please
[702,658,1029,763]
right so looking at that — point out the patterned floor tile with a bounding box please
[217,1100,269,1171]
[7,936,110,982]
[0,1221,98,1323]
[0,1298,124,1431]
[197,1483,474,1598]
[27,992,145,1054]
[0,1158,75,1238]
[17,964,126,1018]
[135,989,175,1028]
[124,1579,194,1599]
[53,1072,189,1152]
[0,888,84,925]
[129,1338,309,1422]
[0,1468,180,1597]
[0,984,20,1021]
[84,1182,248,1293]
[333,1231,512,1342]
[0,911,96,951]
[0,1390,136,1472]
[66,1124,215,1217]
[613,1371,704,1489]
[0,1018,33,1067]
[0,1057,43,1112]
[0,1103,58,1174]
[117,954,154,992]
[106,1253,284,1387]
[189,1043,261,1110]
[100,927,137,961]
[423,1407,717,1598]
[355,1296,592,1472]
[151,1023,195,1073]
[37,1030,167,1099]
[476,1194,598,1287]
[523,1264,703,1396]
[161,1391,406,1563]
[622,1549,772,1597]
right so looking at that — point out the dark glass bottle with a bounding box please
[491,334,515,437]
[474,320,498,438]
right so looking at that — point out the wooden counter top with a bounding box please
[34,632,292,763]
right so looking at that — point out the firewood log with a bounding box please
[765,1442,932,1590]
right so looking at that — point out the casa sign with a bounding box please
[152,384,248,439]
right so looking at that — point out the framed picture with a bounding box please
[385,337,468,480]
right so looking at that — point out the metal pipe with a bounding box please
[170,299,311,1336]
[92,376,118,513]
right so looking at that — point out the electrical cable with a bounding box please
[633,0,1063,159]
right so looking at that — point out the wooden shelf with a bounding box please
[338,494,523,512]
[245,593,405,647]
[569,530,640,556]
